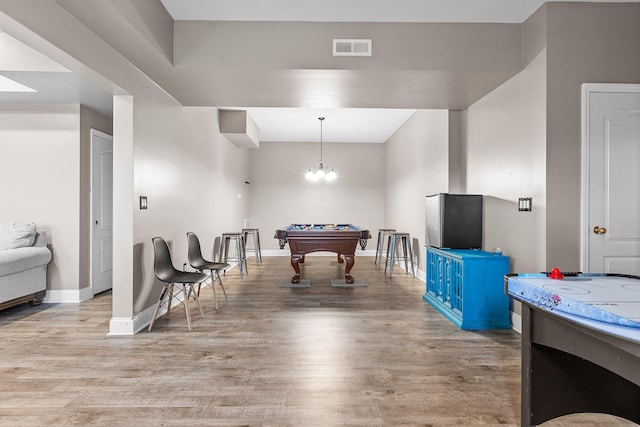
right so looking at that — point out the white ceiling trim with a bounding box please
[0,75,35,92]
[0,32,70,72]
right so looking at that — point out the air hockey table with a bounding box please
[506,272,640,427]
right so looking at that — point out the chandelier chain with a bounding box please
[319,116,324,163]
[305,116,336,182]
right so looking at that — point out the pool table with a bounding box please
[274,224,371,284]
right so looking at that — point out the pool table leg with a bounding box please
[343,254,355,284]
[290,254,302,283]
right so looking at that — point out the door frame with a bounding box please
[580,83,640,272]
[90,128,114,295]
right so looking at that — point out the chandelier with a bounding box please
[305,117,337,182]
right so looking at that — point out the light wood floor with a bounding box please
[0,256,635,426]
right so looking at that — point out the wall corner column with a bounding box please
[109,94,135,335]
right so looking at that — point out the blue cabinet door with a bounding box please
[423,247,510,330]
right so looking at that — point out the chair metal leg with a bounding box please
[210,271,219,310]
[390,235,398,276]
[215,271,228,299]
[253,233,259,264]
[235,238,242,277]
[256,231,262,263]
[386,235,399,276]
[191,283,205,320]
[384,235,391,273]
[240,236,249,276]
[167,284,175,318]
[222,236,230,264]
[402,236,409,273]
[244,231,258,265]
[408,239,415,276]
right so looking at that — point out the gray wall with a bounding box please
[384,110,449,274]
[465,50,547,274]
[248,141,385,253]
[130,102,250,315]
[172,20,522,109]
[461,2,640,274]
[545,2,640,270]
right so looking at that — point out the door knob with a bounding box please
[593,226,607,235]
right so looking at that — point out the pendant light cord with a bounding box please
[319,117,324,163]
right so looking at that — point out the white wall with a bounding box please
[129,101,251,314]
[0,104,112,298]
[249,141,385,253]
[0,104,80,292]
[384,110,449,273]
[465,50,547,274]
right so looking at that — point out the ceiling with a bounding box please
[0,30,114,117]
[160,0,548,23]
[1,0,634,143]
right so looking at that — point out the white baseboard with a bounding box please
[43,286,93,303]
[107,279,213,335]
[108,317,137,336]
[108,303,161,336]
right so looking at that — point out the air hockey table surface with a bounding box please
[507,273,640,341]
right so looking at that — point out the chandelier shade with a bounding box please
[305,117,337,182]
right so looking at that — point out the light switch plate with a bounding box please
[518,197,532,212]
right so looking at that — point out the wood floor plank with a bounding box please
[0,256,635,426]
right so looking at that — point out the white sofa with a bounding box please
[0,223,52,310]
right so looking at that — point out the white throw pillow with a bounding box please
[0,222,37,250]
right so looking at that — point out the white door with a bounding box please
[91,129,113,294]
[582,84,640,274]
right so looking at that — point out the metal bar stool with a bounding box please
[384,232,415,277]
[375,228,396,265]
[220,232,248,278]
[242,228,262,265]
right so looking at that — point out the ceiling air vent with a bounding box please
[333,39,372,57]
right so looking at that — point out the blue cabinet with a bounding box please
[423,247,511,330]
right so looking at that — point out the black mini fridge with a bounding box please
[425,193,483,249]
